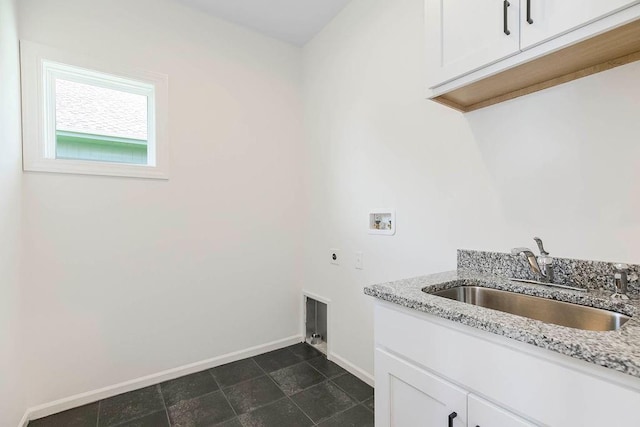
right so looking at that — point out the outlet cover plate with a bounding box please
[330,249,340,265]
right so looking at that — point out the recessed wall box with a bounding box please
[369,209,395,236]
[304,292,329,355]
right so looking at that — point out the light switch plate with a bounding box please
[355,251,363,269]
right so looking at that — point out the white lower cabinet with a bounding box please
[374,302,640,426]
[376,348,467,426]
[468,394,534,427]
[376,348,532,427]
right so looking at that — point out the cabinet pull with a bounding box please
[448,412,457,427]
[503,0,511,35]
[527,0,533,24]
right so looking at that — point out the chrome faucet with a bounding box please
[612,264,637,300]
[511,237,554,283]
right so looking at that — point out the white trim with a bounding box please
[20,40,170,179]
[17,411,29,427]
[24,335,302,423]
[302,290,332,357]
[329,351,375,387]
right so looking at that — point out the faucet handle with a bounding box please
[614,264,637,282]
[614,263,629,272]
[612,263,633,300]
[511,247,531,256]
[533,237,549,256]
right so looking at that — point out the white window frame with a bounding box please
[20,41,169,179]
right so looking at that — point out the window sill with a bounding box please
[24,158,169,180]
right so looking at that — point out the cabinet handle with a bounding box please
[527,0,533,24]
[448,412,457,427]
[503,0,511,35]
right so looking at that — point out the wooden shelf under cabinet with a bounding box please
[432,19,640,113]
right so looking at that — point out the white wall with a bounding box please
[0,0,26,424]
[18,0,304,407]
[302,0,640,377]
[12,0,640,414]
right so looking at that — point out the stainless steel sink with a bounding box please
[430,286,630,331]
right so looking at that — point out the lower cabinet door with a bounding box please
[375,348,468,427]
[468,394,536,427]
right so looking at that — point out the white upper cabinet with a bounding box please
[426,0,640,96]
[521,0,640,49]
[425,0,521,88]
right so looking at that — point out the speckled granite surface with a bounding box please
[364,269,640,378]
[458,249,640,294]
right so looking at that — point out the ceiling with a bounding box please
[177,0,352,46]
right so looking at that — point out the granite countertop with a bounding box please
[364,269,640,378]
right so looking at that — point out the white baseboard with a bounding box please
[24,335,303,424]
[329,352,375,387]
[17,411,29,427]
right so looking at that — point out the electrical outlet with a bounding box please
[355,251,363,269]
[330,249,340,265]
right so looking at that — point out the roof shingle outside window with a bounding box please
[55,79,148,141]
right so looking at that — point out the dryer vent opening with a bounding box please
[305,296,328,355]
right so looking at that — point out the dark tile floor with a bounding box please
[29,343,374,427]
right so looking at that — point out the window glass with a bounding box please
[55,78,149,165]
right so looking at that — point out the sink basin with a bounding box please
[429,286,630,331]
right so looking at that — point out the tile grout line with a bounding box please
[209,369,239,419]
[269,359,333,397]
[212,368,266,390]
[299,373,363,425]
[287,395,319,427]
[303,359,330,379]
[31,345,356,427]
[106,386,171,427]
[362,395,375,413]
[157,383,173,426]
[361,401,375,415]
[279,345,360,425]
[226,392,289,419]
[315,401,361,425]
[253,355,318,426]
[218,374,288,417]
[329,373,373,404]
[234,394,294,421]
[307,360,351,382]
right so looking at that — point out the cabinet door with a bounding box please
[468,394,536,427]
[425,0,521,88]
[520,0,640,49]
[375,348,467,427]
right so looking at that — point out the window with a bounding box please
[21,41,169,179]
[55,79,149,165]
